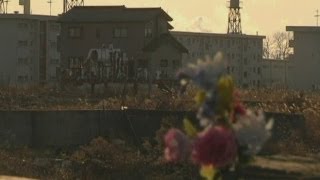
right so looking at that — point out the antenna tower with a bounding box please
[315,9,320,26]
[0,0,5,14]
[227,0,242,34]
[48,0,53,15]
[63,0,84,13]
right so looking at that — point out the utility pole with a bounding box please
[315,9,320,26]
[4,0,9,14]
[47,0,53,16]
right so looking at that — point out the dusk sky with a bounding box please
[8,0,320,36]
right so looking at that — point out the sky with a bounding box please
[6,0,320,36]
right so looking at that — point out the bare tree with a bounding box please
[263,32,292,60]
[272,32,292,60]
[263,37,272,59]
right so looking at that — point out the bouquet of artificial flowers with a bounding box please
[164,53,273,180]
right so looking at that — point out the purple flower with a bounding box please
[164,129,191,162]
[192,126,237,168]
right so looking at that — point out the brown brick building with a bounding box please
[57,6,187,81]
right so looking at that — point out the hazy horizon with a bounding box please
[5,0,320,36]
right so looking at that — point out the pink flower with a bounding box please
[192,126,237,168]
[164,129,191,162]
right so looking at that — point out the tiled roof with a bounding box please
[143,33,188,53]
[58,6,173,22]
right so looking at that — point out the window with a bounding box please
[113,28,127,38]
[68,57,83,68]
[137,59,148,68]
[50,41,57,48]
[244,71,247,78]
[244,45,248,52]
[227,66,230,73]
[50,58,59,64]
[49,75,57,80]
[244,58,248,65]
[68,27,82,38]
[172,60,180,69]
[18,58,29,65]
[18,23,28,29]
[219,39,223,48]
[145,27,152,38]
[96,28,101,39]
[50,24,60,31]
[187,37,191,45]
[17,75,28,82]
[160,59,168,67]
[257,67,261,74]
[18,40,28,47]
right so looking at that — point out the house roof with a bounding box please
[286,26,320,32]
[143,33,189,53]
[171,31,266,39]
[0,14,57,21]
[58,6,173,22]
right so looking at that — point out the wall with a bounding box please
[288,31,320,90]
[0,110,306,153]
[0,19,18,86]
[59,22,148,69]
[261,59,293,88]
[0,15,60,86]
[150,43,182,79]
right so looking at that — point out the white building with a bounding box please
[171,31,265,88]
[286,26,320,90]
[0,13,60,86]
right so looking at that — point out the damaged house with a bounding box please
[57,6,188,83]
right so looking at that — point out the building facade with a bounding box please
[171,31,265,88]
[286,26,320,90]
[58,6,187,82]
[261,58,293,88]
[0,13,60,86]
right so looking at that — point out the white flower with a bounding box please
[177,52,226,91]
[232,110,273,155]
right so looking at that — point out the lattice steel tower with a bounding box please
[227,0,242,34]
[63,0,84,13]
[0,0,5,14]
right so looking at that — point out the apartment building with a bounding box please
[0,13,60,86]
[172,31,265,88]
[58,6,188,81]
[286,26,320,90]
